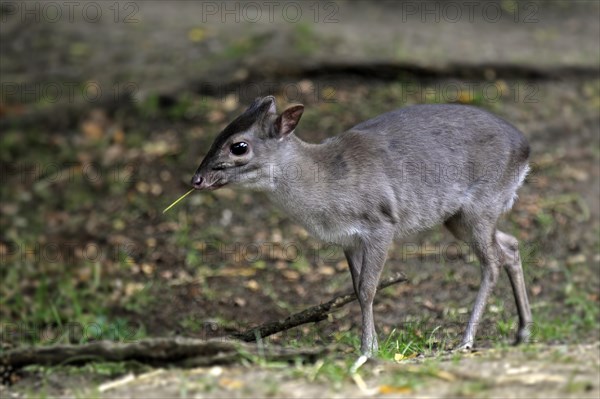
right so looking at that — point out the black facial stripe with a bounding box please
[198,98,273,172]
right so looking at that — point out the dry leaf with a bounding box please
[124,282,145,296]
[218,378,244,390]
[219,267,256,277]
[433,370,456,382]
[245,280,260,291]
[566,254,586,266]
[143,141,178,157]
[394,352,417,362]
[98,373,135,392]
[319,266,336,276]
[233,297,246,307]
[82,120,104,140]
[351,372,378,395]
[76,266,93,282]
[378,384,413,394]
[113,128,125,144]
[141,263,155,275]
[282,269,300,281]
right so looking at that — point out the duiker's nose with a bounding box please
[191,175,204,189]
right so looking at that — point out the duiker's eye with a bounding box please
[230,142,249,156]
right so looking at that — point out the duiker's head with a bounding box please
[191,96,304,191]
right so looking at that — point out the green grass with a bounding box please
[312,359,352,389]
[453,380,492,397]
[1,247,147,346]
[378,323,451,360]
[529,258,599,343]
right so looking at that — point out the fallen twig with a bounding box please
[232,272,407,342]
[1,337,326,371]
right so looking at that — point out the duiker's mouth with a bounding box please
[207,179,227,190]
[190,175,227,190]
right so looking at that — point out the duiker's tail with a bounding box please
[503,163,529,213]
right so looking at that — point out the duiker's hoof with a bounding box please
[454,341,474,352]
[514,328,532,345]
[350,355,370,373]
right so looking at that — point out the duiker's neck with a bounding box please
[266,133,364,245]
[269,134,331,200]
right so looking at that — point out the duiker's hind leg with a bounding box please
[496,230,533,344]
[344,247,363,300]
[445,213,503,350]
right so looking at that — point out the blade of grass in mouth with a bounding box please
[163,189,195,214]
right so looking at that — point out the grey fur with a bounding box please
[192,96,532,357]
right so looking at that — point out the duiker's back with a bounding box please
[282,104,530,239]
[356,104,529,220]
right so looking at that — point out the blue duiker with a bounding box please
[191,96,532,358]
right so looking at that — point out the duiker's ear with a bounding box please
[274,105,304,138]
[263,96,277,115]
[251,95,277,116]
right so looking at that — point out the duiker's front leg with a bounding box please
[355,231,393,357]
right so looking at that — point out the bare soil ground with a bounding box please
[4,344,599,398]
